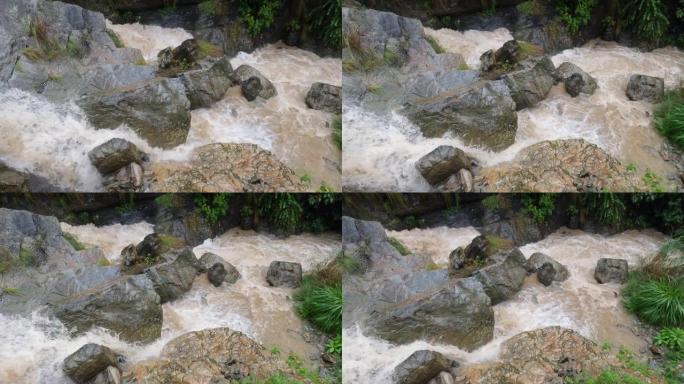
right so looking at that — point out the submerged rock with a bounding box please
[556,62,597,96]
[88,138,146,175]
[391,350,457,384]
[144,248,199,302]
[179,57,234,109]
[305,82,342,114]
[198,252,240,284]
[63,343,120,384]
[473,248,527,304]
[231,64,277,101]
[266,261,302,287]
[626,74,664,103]
[501,56,556,110]
[415,145,471,186]
[594,258,628,284]
[406,80,517,151]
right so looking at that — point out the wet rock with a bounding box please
[430,372,455,384]
[171,39,200,67]
[54,274,163,343]
[90,366,121,384]
[79,77,191,149]
[157,47,173,69]
[305,82,342,114]
[537,262,556,286]
[137,233,163,261]
[526,252,569,283]
[266,261,302,288]
[594,258,628,284]
[145,248,199,302]
[448,247,466,272]
[406,80,517,151]
[495,40,521,64]
[473,248,527,304]
[88,138,146,175]
[475,139,644,192]
[102,162,144,192]
[626,74,664,103]
[198,252,240,284]
[149,143,306,192]
[416,145,471,186]
[179,57,234,109]
[501,56,556,110]
[464,235,489,262]
[231,65,277,101]
[63,343,120,384]
[0,161,60,192]
[480,49,495,72]
[241,76,263,102]
[207,263,227,287]
[391,350,455,384]
[438,169,473,192]
[556,62,597,96]
[123,328,298,383]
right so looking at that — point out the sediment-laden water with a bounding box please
[342,226,666,383]
[0,224,340,383]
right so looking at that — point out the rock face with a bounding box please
[88,138,146,175]
[475,139,643,192]
[406,80,517,151]
[231,65,277,101]
[448,247,466,272]
[207,263,227,287]
[150,143,306,192]
[198,252,240,284]
[54,274,163,343]
[305,82,342,113]
[526,252,569,283]
[392,350,455,384]
[266,261,302,287]
[473,249,527,304]
[179,57,234,109]
[121,233,164,271]
[63,343,120,384]
[464,235,490,261]
[594,258,628,284]
[556,62,597,96]
[123,328,297,383]
[157,39,200,70]
[626,74,664,103]
[501,56,556,110]
[144,248,199,302]
[79,77,191,149]
[416,146,471,186]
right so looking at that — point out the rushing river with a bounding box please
[342,27,684,191]
[0,21,341,191]
[0,223,340,383]
[342,226,666,383]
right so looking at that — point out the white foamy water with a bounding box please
[343,29,684,192]
[0,23,341,191]
[386,226,480,266]
[60,221,154,262]
[0,225,341,383]
[343,227,666,383]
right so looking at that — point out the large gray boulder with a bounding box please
[231,65,277,101]
[391,350,457,384]
[501,56,556,110]
[144,248,199,303]
[266,261,302,288]
[526,252,569,283]
[406,80,517,151]
[198,252,240,284]
[626,74,664,103]
[88,138,146,175]
[305,82,342,114]
[54,274,163,343]
[179,57,234,109]
[473,248,527,304]
[594,258,628,284]
[63,343,120,384]
[415,145,471,186]
[556,62,597,96]
[79,77,191,149]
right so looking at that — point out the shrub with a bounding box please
[623,276,684,327]
[556,0,598,35]
[194,194,231,225]
[238,0,281,37]
[308,0,342,48]
[521,194,555,224]
[294,277,342,334]
[387,237,410,256]
[622,0,669,42]
[197,40,222,58]
[588,193,626,229]
[654,327,684,359]
[655,89,684,150]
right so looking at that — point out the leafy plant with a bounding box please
[556,0,598,35]
[482,195,503,210]
[588,193,626,229]
[1,287,21,296]
[325,334,342,354]
[654,327,684,358]
[155,194,174,208]
[193,194,231,225]
[642,169,665,192]
[655,89,684,150]
[521,194,555,224]
[257,194,303,232]
[198,0,216,15]
[294,278,342,335]
[622,0,669,42]
[624,276,684,326]
[308,0,342,48]
[239,0,281,37]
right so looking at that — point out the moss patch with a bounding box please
[63,232,85,251]
[387,237,410,256]
[425,35,445,54]
[159,235,185,253]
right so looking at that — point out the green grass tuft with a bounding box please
[96,257,111,267]
[387,237,410,256]
[655,89,684,150]
[425,35,445,54]
[106,29,124,48]
[1,287,21,296]
[624,276,684,327]
[63,232,85,251]
[294,277,342,335]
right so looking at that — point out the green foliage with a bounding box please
[655,89,684,150]
[517,0,544,16]
[325,334,342,354]
[286,353,327,383]
[627,163,637,172]
[654,327,684,359]
[387,237,410,256]
[565,368,646,384]
[159,4,176,16]
[300,173,312,184]
[239,0,281,37]
[63,233,85,251]
[155,194,174,208]
[257,194,303,231]
[383,47,399,65]
[556,0,598,35]
[659,237,684,259]
[521,194,555,224]
[457,62,470,70]
[622,0,669,42]
[270,346,281,356]
[106,29,124,48]
[336,252,361,274]
[642,169,665,192]
[294,277,342,335]
[18,248,36,267]
[197,40,222,58]
[1,287,21,296]
[308,0,342,48]
[482,195,503,210]
[96,257,111,267]
[588,193,626,228]
[193,194,231,225]
[425,35,445,54]
[198,0,216,15]
[332,116,342,150]
[624,276,684,327]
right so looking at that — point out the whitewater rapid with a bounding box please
[0,22,341,191]
[342,226,666,383]
[0,224,341,383]
[343,27,684,191]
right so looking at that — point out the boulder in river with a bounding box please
[231,64,277,101]
[448,247,466,272]
[594,258,628,284]
[464,235,489,262]
[480,49,496,72]
[79,77,191,149]
[54,274,163,343]
[266,261,302,287]
[198,252,241,284]
[556,62,597,96]
[88,138,146,175]
[406,80,517,151]
[305,82,342,114]
[416,145,471,186]
[145,248,199,302]
[63,343,120,384]
[537,262,556,286]
[501,56,556,110]
[391,350,458,384]
[157,39,201,70]
[179,57,234,109]
[473,248,528,304]
[626,74,664,103]
[526,252,569,283]
[207,263,227,287]
[102,162,144,192]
